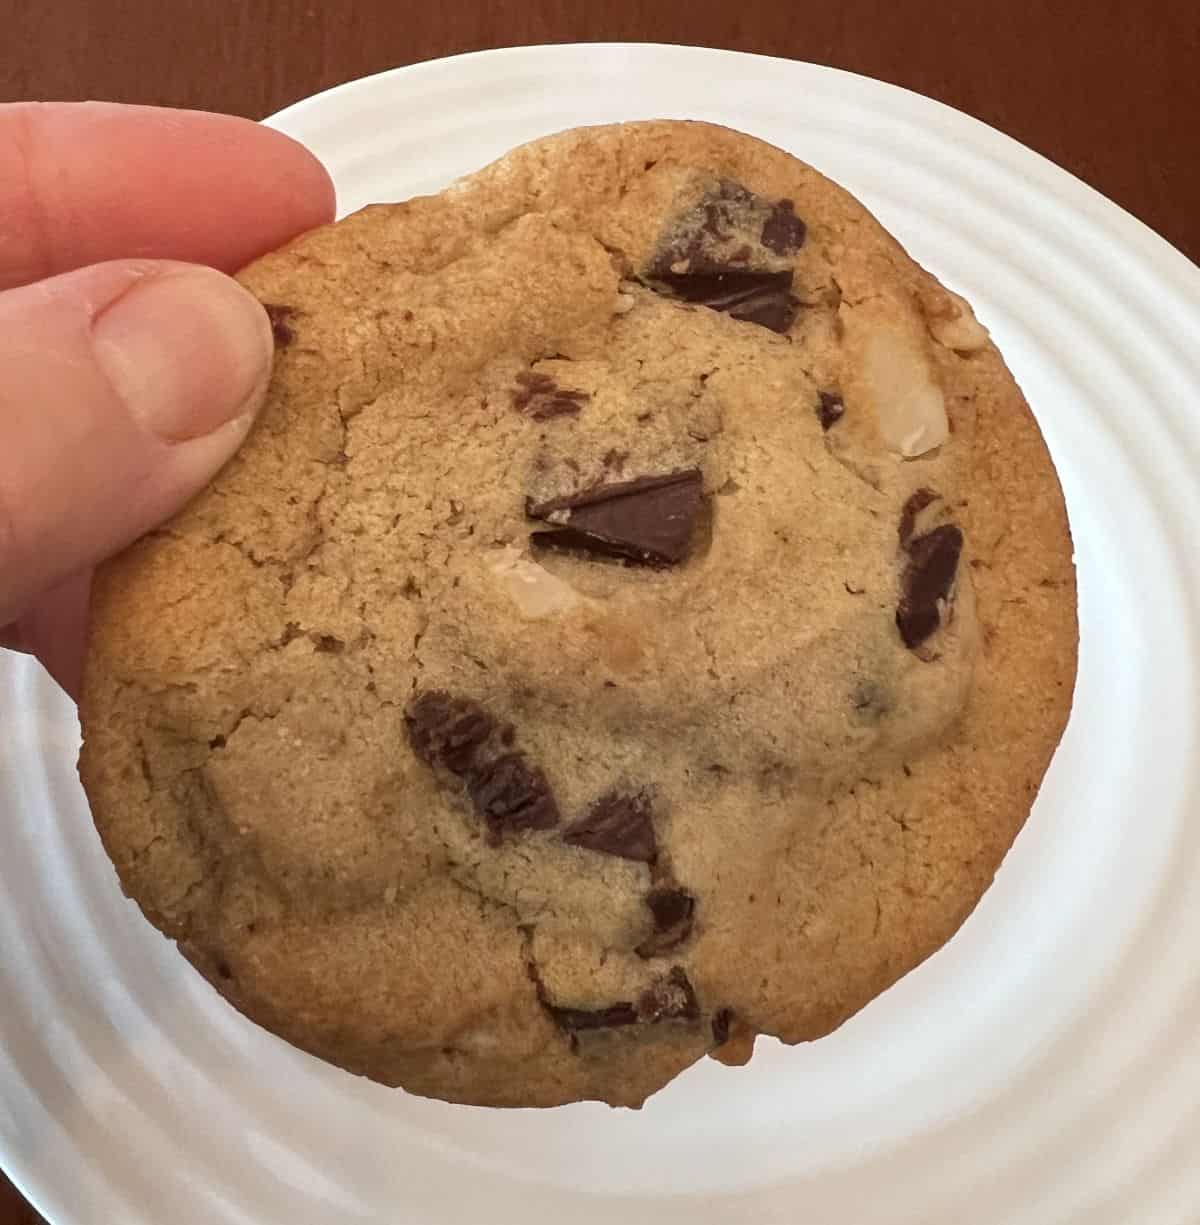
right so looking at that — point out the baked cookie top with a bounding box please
[80,121,1077,1108]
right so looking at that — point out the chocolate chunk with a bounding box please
[407,691,561,839]
[512,371,590,421]
[468,753,560,839]
[528,469,704,567]
[637,966,700,1023]
[657,268,792,304]
[547,1002,639,1035]
[897,524,964,648]
[761,199,806,254]
[562,790,657,862]
[636,886,696,958]
[544,968,699,1046]
[711,1007,734,1045]
[898,488,940,545]
[645,180,805,332]
[263,303,295,348]
[646,887,694,931]
[405,691,495,775]
[816,390,844,430]
[651,267,799,334]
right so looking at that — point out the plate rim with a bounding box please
[268,43,1199,291]
[5,41,1200,1225]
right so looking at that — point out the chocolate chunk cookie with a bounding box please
[79,121,1077,1108]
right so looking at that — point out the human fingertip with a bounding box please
[277,129,337,223]
[92,264,273,443]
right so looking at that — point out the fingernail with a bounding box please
[93,265,272,442]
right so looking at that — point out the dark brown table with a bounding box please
[1,2,1196,1221]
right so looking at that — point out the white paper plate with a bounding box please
[4,44,1200,1225]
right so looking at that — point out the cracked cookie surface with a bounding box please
[79,121,1077,1108]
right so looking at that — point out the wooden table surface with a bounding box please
[1,1,1196,1220]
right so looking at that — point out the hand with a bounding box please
[0,102,335,697]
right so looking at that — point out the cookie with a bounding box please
[79,121,1077,1108]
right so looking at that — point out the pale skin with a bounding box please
[0,102,336,696]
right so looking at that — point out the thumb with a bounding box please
[0,259,271,626]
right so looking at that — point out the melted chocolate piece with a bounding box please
[405,691,495,775]
[562,790,657,862]
[544,968,700,1046]
[469,753,560,840]
[645,179,805,333]
[646,887,694,931]
[897,524,964,648]
[637,966,700,1023]
[760,199,807,254]
[898,488,941,546]
[816,390,844,430]
[528,470,704,567]
[636,887,696,958]
[547,1002,640,1035]
[263,303,295,348]
[406,691,560,839]
[512,371,590,421]
[711,1007,734,1046]
[651,267,799,334]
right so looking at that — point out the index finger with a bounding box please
[0,102,336,290]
